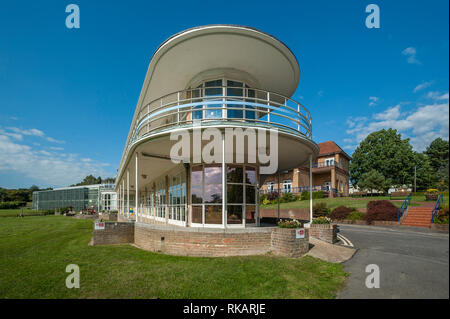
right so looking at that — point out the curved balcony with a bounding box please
[119,86,312,173]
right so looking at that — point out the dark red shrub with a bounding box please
[329,206,353,220]
[364,200,398,224]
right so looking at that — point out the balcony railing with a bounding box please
[312,161,344,170]
[118,86,312,175]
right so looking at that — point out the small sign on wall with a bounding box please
[95,221,105,230]
[296,228,305,239]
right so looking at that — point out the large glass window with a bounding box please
[155,182,166,219]
[190,164,257,226]
[226,165,257,225]
[188,78,258,122]
[169,173,186,223]
[191,165,222,225]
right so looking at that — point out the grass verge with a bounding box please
[0,215,348,298]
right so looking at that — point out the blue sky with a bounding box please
[0,0,448,188]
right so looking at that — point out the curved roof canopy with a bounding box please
[137,25,300,110]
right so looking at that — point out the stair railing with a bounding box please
[431,193,444,223]
[397,193,412,222]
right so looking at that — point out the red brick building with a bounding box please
[261,141,351,197]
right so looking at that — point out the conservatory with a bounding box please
[115,25,319,229]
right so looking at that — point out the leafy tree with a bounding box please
[437,161,449,191]
[72,175,102,186]
[350,129,415,187]
[412,152,436,191]
[357,169,389,193]
[424,138,449,172]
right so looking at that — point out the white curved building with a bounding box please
[116,25,318,228]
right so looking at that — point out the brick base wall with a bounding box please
[134,223,273,257]
[92,221,312,257]
[92,221,135,245]
[309,224,337,243]
[271,228,309,258]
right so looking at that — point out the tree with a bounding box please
[412,152,436,191]
[71,175,102,186]
[424,138,449,172]
[437,161,449,191]
[358,169,389,193]
[350,129,415,187]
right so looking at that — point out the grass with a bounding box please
[0,208,52,217]
[0,215,348,299]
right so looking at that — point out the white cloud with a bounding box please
[46,137,65,144]
[0,134,111,187]
[427,91,449,100]
[49,146,64,151]
[345,100,449,152]
[7,127,44,137]
[402,47,421,65]
[373,105,401,120]
[369,96,379,106]
[413,81,432,93]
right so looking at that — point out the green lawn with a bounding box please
[0,208,35,217]
[260,196,426,210]
[0,215,348,298]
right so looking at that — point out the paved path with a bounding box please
[337,224,449,299]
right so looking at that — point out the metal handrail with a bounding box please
[117,86,312,177]
[397,193,412,222]
[431,193,444,223]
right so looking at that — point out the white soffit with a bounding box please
[140,25,300,108]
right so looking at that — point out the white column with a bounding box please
[118,185,120,214]
[127,169,130,218]
[309,154,313,225]
[277,173,280,220]
[135,152,139,223]
[222,133,226,228]
[122,179,125,215]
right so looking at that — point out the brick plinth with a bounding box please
[92,221,135,245]
[134,223,273,257]
[270,228,309,258]
[309,224,337,243]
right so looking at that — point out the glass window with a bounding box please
[227,165,243,183]
[245,167,256,185]
[227,184,243,204]
[227,205,243,224]
[205,205,222,224]
[192,205,202,224]
[245,205,256,224]
[227,80,243,119]
[204,80,222,119]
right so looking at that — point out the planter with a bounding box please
[425,193,439,201]
[309,223,337,243]
[271,228,309,258]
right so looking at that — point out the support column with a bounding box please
[277,173,281,221]
[135,152,139,223]
[122,179,125,215]
[309,154,313,225]
[118,185,120,214]
[127,169,130,218]
[222,133,227,228]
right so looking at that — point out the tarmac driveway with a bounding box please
[337,224,449,299]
